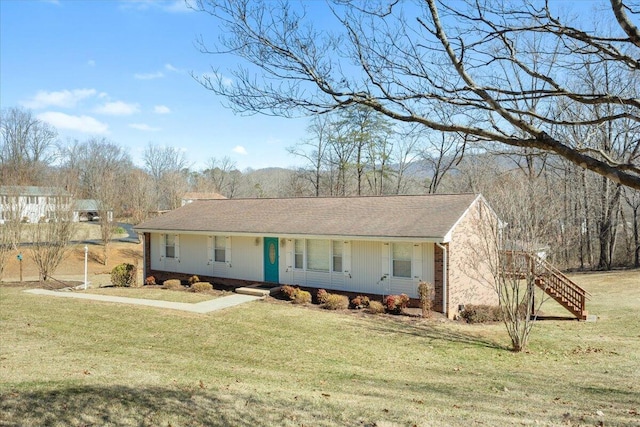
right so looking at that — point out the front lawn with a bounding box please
[0,270,638,426]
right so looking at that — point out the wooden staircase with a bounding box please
[503,251,590,320]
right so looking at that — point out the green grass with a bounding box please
[83,287,224,303]
[1,270,638,426]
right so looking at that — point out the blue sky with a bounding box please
[0,0,309,171]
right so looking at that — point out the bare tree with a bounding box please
[202,156,239,197]
[0,107,57,185]
[420,131,465,194]
[143,144,189,210]
[192,0,640,190]
[472,174,563,351]
[28,193,76,281]
[287,115,332,197]
[59,138,131,264]
[623,187,640,266]
[125,168,155,225]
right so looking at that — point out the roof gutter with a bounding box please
[436,242,448,318]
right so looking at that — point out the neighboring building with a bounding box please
[135,193,499,318]
[74,199,114,222]
[181,192,227,206]
[0,186,72,224]
[0,186,113,224]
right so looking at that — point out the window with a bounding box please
[392,243,412,278]
[294,239,304,269]
[165,234,176,258]
[214,236,226,262]
[332,241,343,272]
[307,239,330,272]
[27,196,37,204]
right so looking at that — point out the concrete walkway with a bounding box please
[24,289,263,313]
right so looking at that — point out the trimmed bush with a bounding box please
[188,275,200,286]
[367,300,385,314]
[192,282,213,292]
[162,279,183,290]
[459,304,503,323]
[316,289,329,304]
[323,294,349,310]
[145,276,156,286]
[292,290,312,304]
[385,294,409,314]
[110,263,136,287]
[418,281,435,318]
[350,295,370,309]
[280,285,299,300]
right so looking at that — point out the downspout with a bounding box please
[436,242,448,318]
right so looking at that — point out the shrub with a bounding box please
[188,275,201,286]
[162,279,183,290]
[418,281,435,318]
[459,304,503,323]
[367,300,385,314]
[316,289,329,304]
[192,282,213,292]
[110,263,136,287]
[280,285,299,300]
[385,294,409,314]
[114,226,126,234]
[323,294,349,310]
[292,290,312,304]
[350,295,370,309]
[145,276,156,286]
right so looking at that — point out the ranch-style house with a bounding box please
[135,193,500,319]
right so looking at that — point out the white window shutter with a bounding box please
[207,236,214,264]
[413,243,423,282]
[225,236,232,266]
[343,241,351,277]
[285,239,293,271]
[160,234,166,260]
[174,235,180,261]
[381,242,390,278]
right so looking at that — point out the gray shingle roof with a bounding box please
[0,186,71,197]
[135,193,480,240]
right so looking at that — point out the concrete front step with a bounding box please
[235,287,272,297]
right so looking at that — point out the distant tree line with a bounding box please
[2,103,638,271]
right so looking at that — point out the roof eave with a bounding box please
[134,228,447,243]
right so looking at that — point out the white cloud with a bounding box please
[163,0,193,13]
[129,123,161,132]
[134,71,164,80]
[94,101,140,116]
[232,145,248,155]
[37,112,108,134]
[165,63,181,73]
[119,0,194,13]
[154,105,171,114]
[22,88,97,109]
[87,59,96,67]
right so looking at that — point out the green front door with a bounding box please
[263,237,279,283]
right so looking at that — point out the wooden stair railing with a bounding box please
[502,251,590,320]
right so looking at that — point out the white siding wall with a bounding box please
[351,240,385,295]
[422,243,435,285]
[227,236,262,281]
[150,233,163,271]
[281,240,435,299]
[149,233,436,298]
[175,234,209,275]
